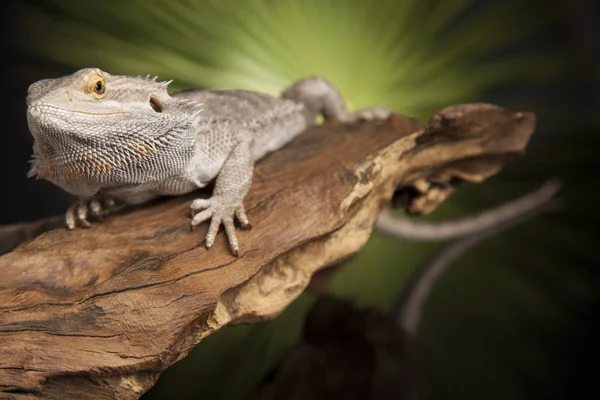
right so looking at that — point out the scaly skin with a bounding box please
[26,68,389,256]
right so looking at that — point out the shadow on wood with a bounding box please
[0,104,535,399]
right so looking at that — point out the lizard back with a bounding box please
[174,89,309,161]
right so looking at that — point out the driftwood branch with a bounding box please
[0,103,535,399]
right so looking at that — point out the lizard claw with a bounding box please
[190,197,250,256]
[65,197,115,229]
[348,106,391,122]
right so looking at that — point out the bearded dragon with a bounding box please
[26,68,389,256]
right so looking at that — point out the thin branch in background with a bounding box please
[393,179,564,338]
[375,178,562,242]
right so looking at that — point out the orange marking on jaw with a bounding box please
[92,162,116,175]
[33,160,117,181]
[64,166,85,181]
[31,165,55,180]
[131,143,156,157]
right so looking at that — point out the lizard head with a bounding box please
[26,68,201,190]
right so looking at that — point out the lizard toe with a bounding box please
[191,208,214,228]
[76,203,91,228]
[65,204,77,230]
[102,198,116,215]
[222,217,239,256]
[205,215,222,249]
[190,198,211,213]
[89,199,103,220]
[350,106,391,122]
[234,206,251,229]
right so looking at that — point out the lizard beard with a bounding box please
[27,108,196,189]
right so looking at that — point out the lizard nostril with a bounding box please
[150,96,163,113]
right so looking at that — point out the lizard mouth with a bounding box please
[27,103,128,117]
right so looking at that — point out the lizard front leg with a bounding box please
[190,140,253,256]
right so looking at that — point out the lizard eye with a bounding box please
[89,77,106,98]
[93,80,105,95]
[86,72,106,97]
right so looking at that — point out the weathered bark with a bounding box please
[0,103,535,399]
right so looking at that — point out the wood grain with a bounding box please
[0,103,535,399]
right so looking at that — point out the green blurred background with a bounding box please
[2,0,599,399]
